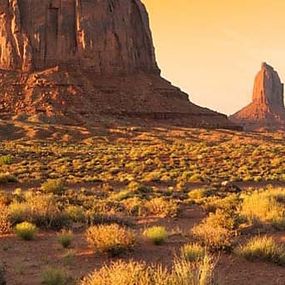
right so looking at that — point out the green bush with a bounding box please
[41,179,65,194]
[235,236,285,266]
[0,155,12,165]
[181,243,206,262]
[41,267,71,285]
[64,205,85,223]
[86,224,135,256]
[58,230,73,248]
[240,188,285,230]
[143,226,168,245]
[15,222,37,240]
[0,173,17,184]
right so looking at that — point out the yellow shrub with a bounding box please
[86,224,135,256]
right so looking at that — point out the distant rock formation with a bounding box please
[230,63,285,131]
[0,0,238,130]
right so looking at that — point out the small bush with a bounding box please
[188,188,212,200]
[143,226,168,245]
[191,211,235,250]
[235,236,285,266]
[9,194,69,229]
[41,179,65,194]
[64,205,85,223]
[240,189,285,230]
[80,256,215,285]
[58,230,73,248]
[181,243,206,262]
[0,155,12,165]
[15,222,37,240]
[144,197,178,218]
[41,267,71,285]
[0,173,17,184]
[86,224,135,256]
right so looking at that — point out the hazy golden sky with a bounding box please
[143,0,285,115]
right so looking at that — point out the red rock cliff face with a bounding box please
[230,63,285,130]
[0,0,238,130]
[0,0,158,74]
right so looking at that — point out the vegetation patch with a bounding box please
[15,222,38,240]
[86,224,135,256]
[143,226,168,245]
[81,256,215,285]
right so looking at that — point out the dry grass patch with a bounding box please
[235,236,285,266]
[240,188,285,230]
[81,255,215,285]
[86,224,135,256]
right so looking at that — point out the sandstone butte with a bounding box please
[0,0,239,129]
[230,63,285,131]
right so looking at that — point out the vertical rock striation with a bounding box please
[0,0,238,129]
[0,0,159,74]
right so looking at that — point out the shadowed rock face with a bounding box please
[230,63,285,130]
[0,0,159,74]
[0,0,238,130]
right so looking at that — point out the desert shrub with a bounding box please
[143,226,168,245]
[235,236,285,266]
[0,262,5,285]
[41,179,65,194]
[144,197,178,218]
[203,194,241,213]
[0,155,12,165]
[122,197,144,216]
[110,190,133,202]
[127,182,153,194]
[191,211,236,250]
[240,189,285,230]
[15,222,37,240]
[58,230,73,248]
[8,202,30,224]
[188,189,212,200]
[41,267,71,285]
[80,255,215,285]
[181,243,206,262]
[64,205,85,223]
[0,205,11,235]
[9,193,69,229]
[0,173,17,184]
[205,210,240,231]
[86,224,135,256]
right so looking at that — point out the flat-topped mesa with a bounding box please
[0,0,159,74]
[230,63,285,130]
[252,62,284,108]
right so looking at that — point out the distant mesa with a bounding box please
[230,62,285,131]
[0,0,238,130]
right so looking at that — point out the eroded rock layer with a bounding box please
[230,63,285,131]
[0,0,238,129]
[0,0,158,74]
